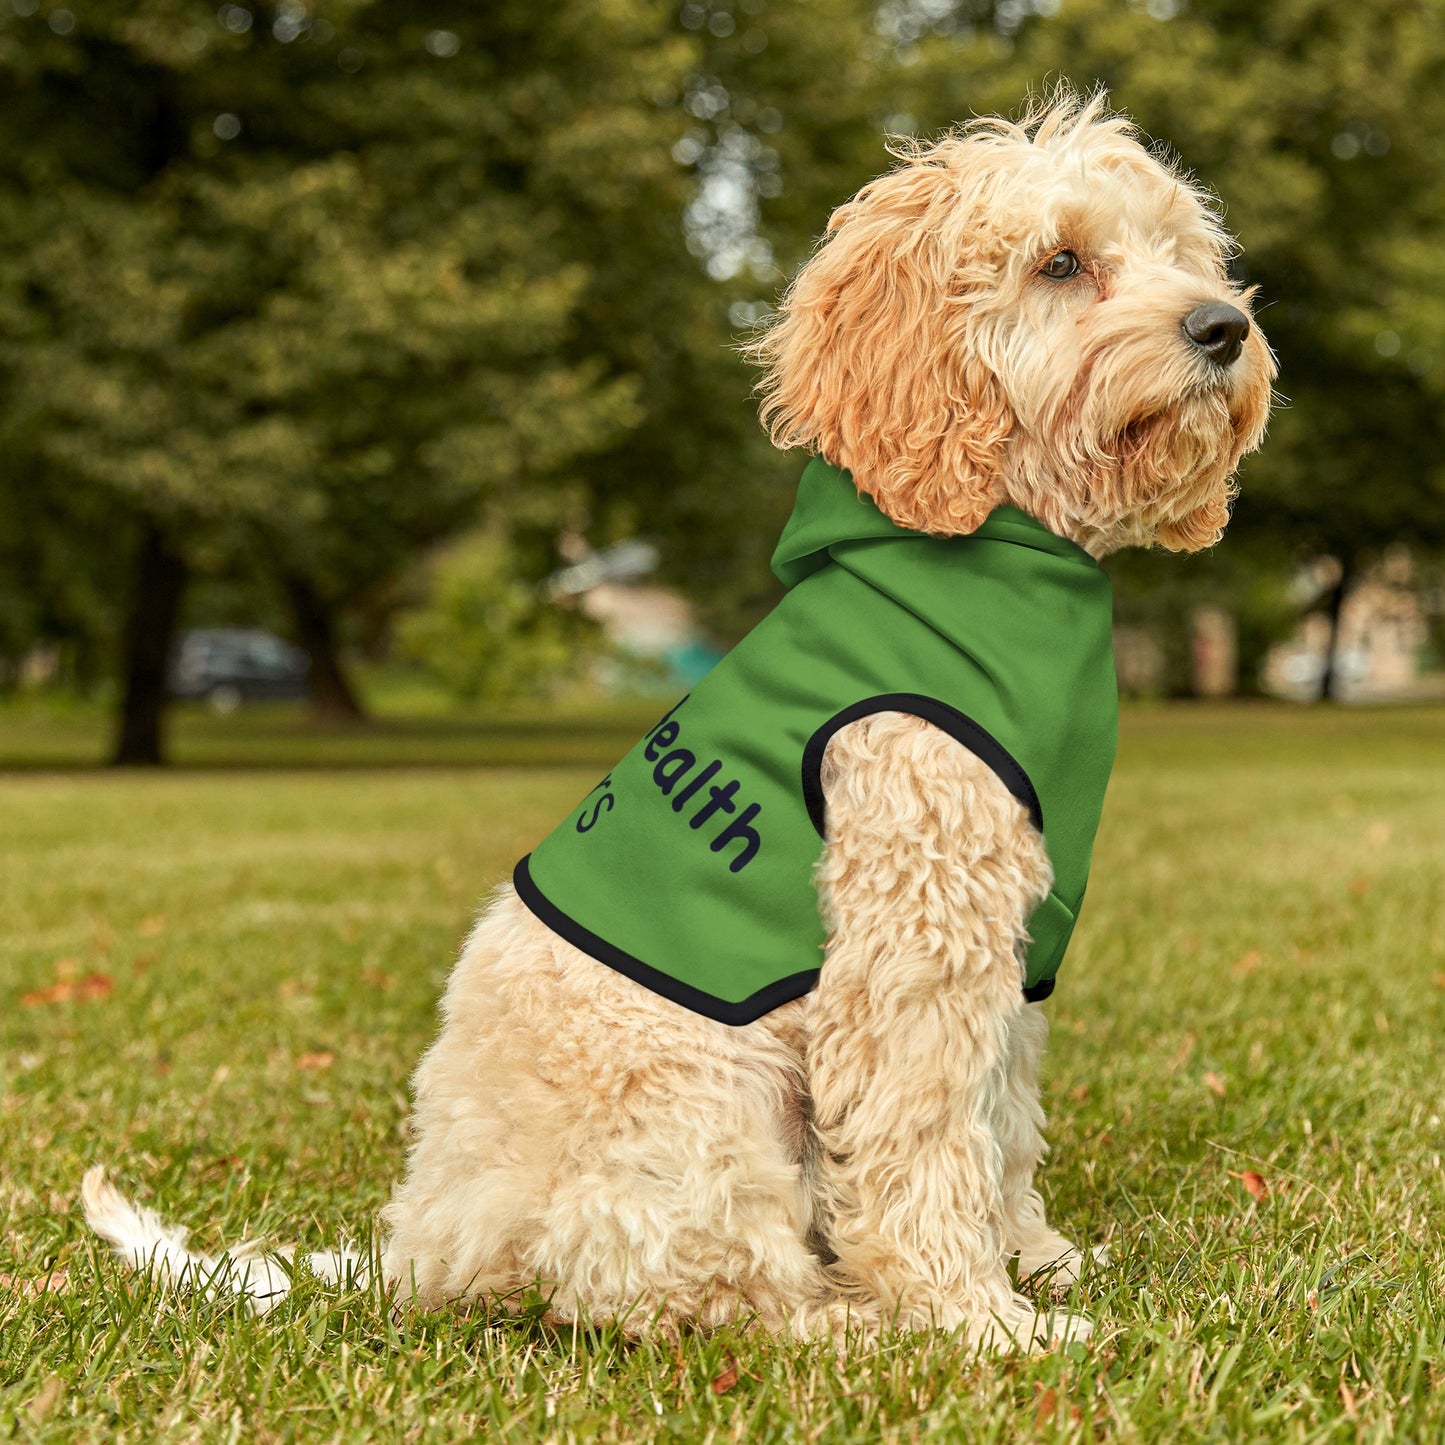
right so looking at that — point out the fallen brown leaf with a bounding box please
[711,1358,740,1395]
[1231,950,1263,977]
[295,1051,335,1071]
[362,968,394,992]
[1070,1084,1089,1102]
[0,1267,69,1299]
[1433,973,1445,990]
[1034,1385,1058,1426]
[1228,1169,1269,1201]
[1348,876,1372,900]
[1203,1071,1227,1099]
[21,972,113,1007]
[22,983,68,1007]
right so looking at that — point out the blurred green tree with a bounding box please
[396,529,600,704]
[559,0,888,641]
[0,0,694,758]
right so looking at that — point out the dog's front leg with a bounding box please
[994,1005,1098,1290]
[805,712,1089,1350]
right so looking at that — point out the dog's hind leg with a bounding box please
[515,990,832,1340]
[384,890,831,1337]
[805,713,1091,1350]
[379,893,572,1310]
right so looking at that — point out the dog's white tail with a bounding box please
[81,1166,368,1315]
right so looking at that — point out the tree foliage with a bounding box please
[396,530,600,704]
[0,1,698,751]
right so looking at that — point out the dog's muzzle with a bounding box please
[1182,302,1250,368]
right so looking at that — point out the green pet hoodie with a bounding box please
[515,457,1119,1025]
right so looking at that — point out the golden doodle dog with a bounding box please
[85,91,1273,1350]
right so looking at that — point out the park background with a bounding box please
[1,2,1443,1443]
[2,0,1445,755]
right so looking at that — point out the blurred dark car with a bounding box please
[169,628,310,712]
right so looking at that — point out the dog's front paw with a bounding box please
[1017,1238,1109,1294]
[970,1295,1093,1354]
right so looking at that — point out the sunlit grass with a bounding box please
[2,704,1442,1441]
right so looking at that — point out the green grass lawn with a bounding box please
[2,703,1442,1442]
[0,685,668,771]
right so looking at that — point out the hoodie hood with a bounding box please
[771,456,1098,589]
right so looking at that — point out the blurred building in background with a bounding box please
[1261,551,1439,701]
[547,540,723,690]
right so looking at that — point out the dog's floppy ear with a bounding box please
[749,145,1012,535]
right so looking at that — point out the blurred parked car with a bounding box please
[169,629,310,712]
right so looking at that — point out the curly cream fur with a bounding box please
[85,90,1272,1353]
[748,90,1273,555]
[380,715,1087,1349]
[380,899,826,1336]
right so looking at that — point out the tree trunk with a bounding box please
[1317,556,1355,703]
[112,523,187,766]
[283,572,366,723]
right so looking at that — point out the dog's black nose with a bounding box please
[1182,302,1250,367]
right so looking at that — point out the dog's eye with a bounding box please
[1040,250,1081,280]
